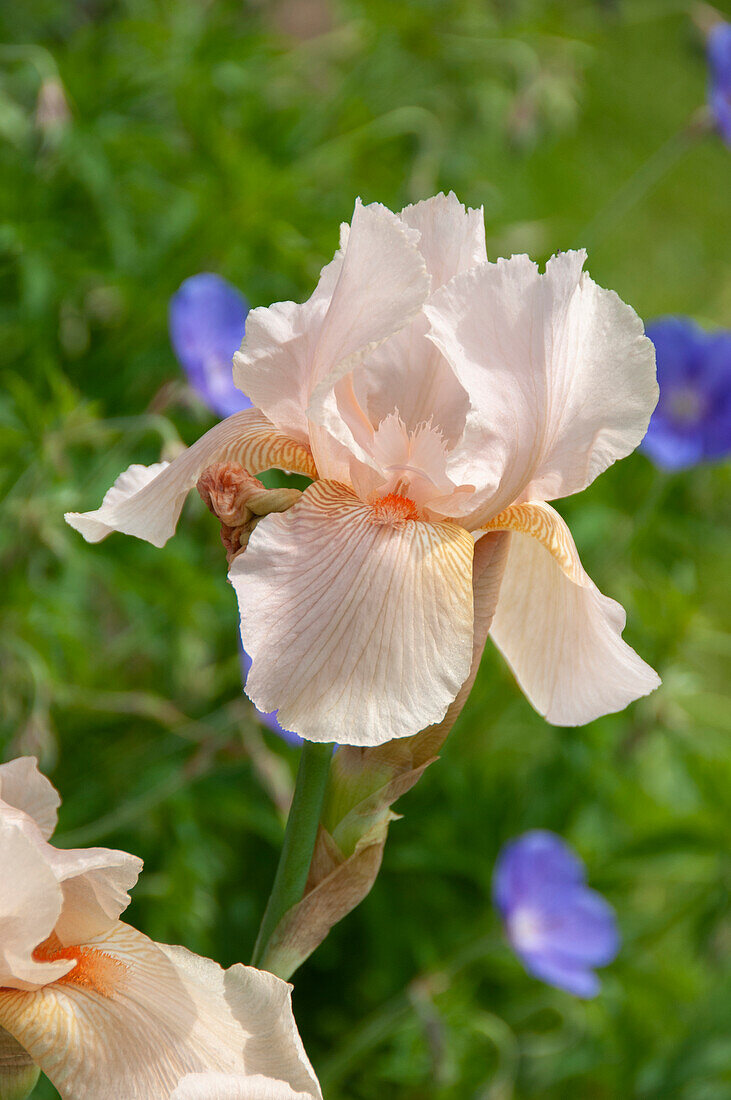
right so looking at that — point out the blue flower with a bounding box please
[239,639,304,746]
[493,830,620,998]
[169,273,251,418]
[708,21,731,146]
[642,317,731,470]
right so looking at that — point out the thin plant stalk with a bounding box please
[251,740,333,974]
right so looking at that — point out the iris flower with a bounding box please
[0,757,321,1099]
[67,193,660,746]
[643,317,731,470]
[493,830,620,997]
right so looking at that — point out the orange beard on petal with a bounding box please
[32,934,128,997]
[370,493,419,526]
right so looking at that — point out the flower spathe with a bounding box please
[66,193,661,745]
[0,757,321,1100]
[493,830,620,997]
[642,316,731,470]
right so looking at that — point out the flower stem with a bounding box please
[251,740,333,975]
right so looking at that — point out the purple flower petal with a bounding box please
[493,830,584,915]
[524,886,620,965]
[698,331,731,458]
[493,830,620,998]
[520,949,602,998]
[642,317,731,470]
[169,273,252,419]
[708,22,731,146]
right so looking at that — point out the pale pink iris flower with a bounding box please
[66,193,661,746]
[0,757,321,1100]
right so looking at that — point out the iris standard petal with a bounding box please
[230,480,475,746]
[46,845,143,945]
[400,190,487,290]
[0,820,72,990]
[170,274,252,419]
[0,764,142,985]
[425,251,658,518]
[234,199,430,466]
[65,410,316,547]
[0,757,60,840]
[483,502,660,725]
[309,193,481,479]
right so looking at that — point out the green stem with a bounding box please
[251,740,333,974]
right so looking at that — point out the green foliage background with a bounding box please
[1,0,729,1096]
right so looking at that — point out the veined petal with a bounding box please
[0,925,317,1100]
[230,481,475,746]
[425,252,658,517]
[201,959,321,1098]
[0,820,72,990]
[172,1075,318,1099]
[65,409,316,547]
[234,200,430,454]
[484,502,660,724]
[0,757,60,840]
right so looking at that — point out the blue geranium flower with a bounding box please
[642,317,731,470]
[493,830,620,997]
[169,273,251,418]
[708,21,731,146]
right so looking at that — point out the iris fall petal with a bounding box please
[231,480,475,745]
[65,410,316,547]
[0,926,320,1100]
[485,502,660,724]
